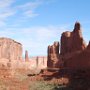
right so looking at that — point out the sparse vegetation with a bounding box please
[29,81,68,90]
[0,69,89,90]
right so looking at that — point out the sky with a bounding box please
[0,0,90,56]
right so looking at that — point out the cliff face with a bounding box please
[0,37,22,60]
[65,41,90,69]
[47,22,90,69]
[47,42,60,68]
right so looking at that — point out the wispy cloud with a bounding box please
[0,25,67,56]
[0,0,56,26]
[0,10,15,19]
[24,10,39,18]
[0,0,61,56]
[0,0,14,8]
[16,0,42,18]
[0,0,15,27]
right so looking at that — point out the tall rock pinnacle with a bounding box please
[25,50,29,62]
[74,21,81,31]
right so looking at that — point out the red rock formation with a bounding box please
[0,37,22,61]
[47,42,60,68]
[60,22,86,55]
[86,41,90,50]
[0,37,48,71]
[65,42,90,70]
[25,50,29,62]
[36,56,39,67]
[47,22,90,71]
[60,22,90,70]
[29,56,47,69]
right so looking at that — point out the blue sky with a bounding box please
[0,0,90,56]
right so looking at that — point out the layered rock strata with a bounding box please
[0,37,22,61]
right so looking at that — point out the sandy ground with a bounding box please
[0,69,89,90]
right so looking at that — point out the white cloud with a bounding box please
[0,0,63,56]
[0,25,67,56]
[0,0,14,8]
[16,0,42,18]
[24,10,39,18]
[17,1,41,10]
[0,0,15,27]
[0,21,6,27]
[15,0,57,18]
[20,26,66,56]
[0,0,57,26]
[0,10,15,19]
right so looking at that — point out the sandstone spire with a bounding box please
[47,41,60,68]
[74,21,81,31]
[25,50,29,62]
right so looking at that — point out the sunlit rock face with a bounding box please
[47,22,90,70]
[60,22,89,69]
[47,41,61,68]
[0,37,22,61]
[60,22,86,55]
[64,42,90,69]
[0,37,47,70]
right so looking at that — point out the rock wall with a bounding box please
[29,56,47,69]
[47,22,90,70]
[0,38,47,72]
[65,42,90,70]
[47,42,60,68]
[0,37,22,60]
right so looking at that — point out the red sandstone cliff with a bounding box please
[47,22,90,70]
[47,42,60,68]
[0,37,22,61]
[65,42,90,70]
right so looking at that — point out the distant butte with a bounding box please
[0,37,47,71]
